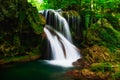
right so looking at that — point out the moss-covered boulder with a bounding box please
[73,45,115,68]
[66,68,111,80]
[72,44,120,80]
[67,62,120,80]
[81,45,113,63]
[0,0,46,63]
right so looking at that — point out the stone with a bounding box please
[81,45,113,63]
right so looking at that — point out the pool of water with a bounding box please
[0,60,73,80]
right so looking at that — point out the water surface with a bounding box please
[0,60,73,80]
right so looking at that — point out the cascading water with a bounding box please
[43,9,72,42]
[41,9,81,67]
[65,11,81,36]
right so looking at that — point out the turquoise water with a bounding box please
[0,60,72,80]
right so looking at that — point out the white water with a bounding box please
[44,25,80,67]
[42,9,80,67]
[43,9,72,42]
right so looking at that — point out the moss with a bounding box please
[85,19,120,51]
[112,71,120,80]
[91,62,113,72]
[0,0,46,60]
[68,61,120,80]
[0,52,40,65]
[81,45,113,63]
[62,10,80,17]
[104,14,120,31]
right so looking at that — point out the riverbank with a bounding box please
[0,53,40,68]
[67,45,120,80]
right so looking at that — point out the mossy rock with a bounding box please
[61,10,80,18]
[113,49,120,62]
[26,6,46,34]
[86,18,120,51]
[66,68,111,80]
[0,0,45,60]
[81,45,113,63]
[67,63,120,80]
[91,62,113,72]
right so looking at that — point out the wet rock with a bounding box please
[72,58,90,68]
[66,69,80,78]
[66,69,96,80]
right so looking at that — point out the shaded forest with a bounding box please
[0,0,120,80]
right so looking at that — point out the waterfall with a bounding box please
[41,9,81,67]
[43,9,72,42]
[65,11,81,36]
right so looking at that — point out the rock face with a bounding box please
[0,0,46,62]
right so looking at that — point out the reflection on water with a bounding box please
[0,60,73,80]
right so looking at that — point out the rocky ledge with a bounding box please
[67,45,120,80]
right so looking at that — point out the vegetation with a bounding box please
[27,0,49,10]
[34,0,120,80]
[32,0,120,48]
[0,0,120,80]
[0,0,45,62]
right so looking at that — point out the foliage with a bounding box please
[112,71,120,80]
[104,14,120,31]
[85,18,120,51]
[81,45,113,64]
[0,0,45,58]
[27,0,49,10]
[91,62,113,72]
